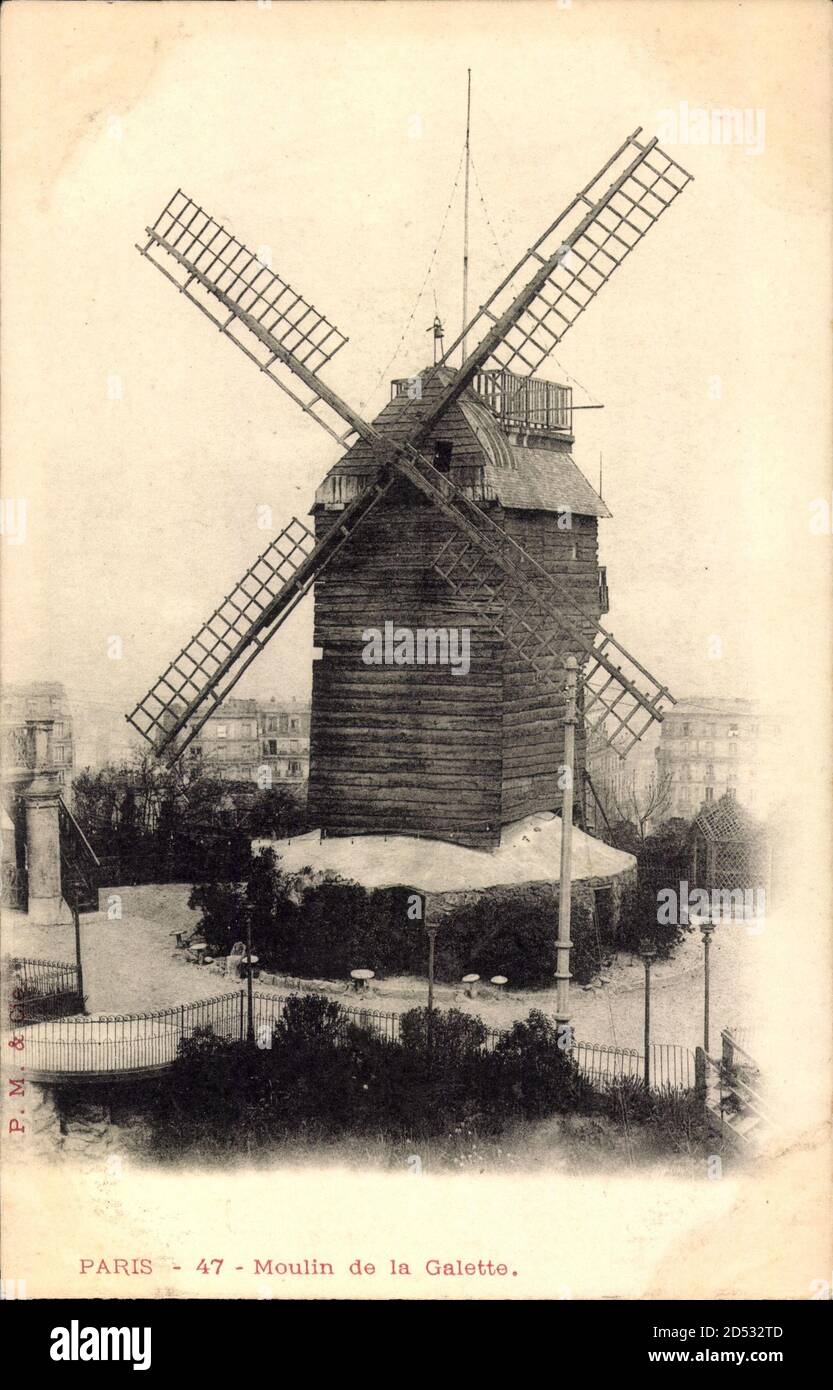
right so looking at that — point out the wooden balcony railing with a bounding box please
[471,370,572,434]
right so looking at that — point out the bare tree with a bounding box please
[608,770,673,844]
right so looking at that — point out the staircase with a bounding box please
[704,1028,773,1154]
[58,796,100,914]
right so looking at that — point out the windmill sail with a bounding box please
[393,446,673,755]
[126,483,395,758]
[138,191,368,450]
[415,128,693,434]
[130,140,687,763]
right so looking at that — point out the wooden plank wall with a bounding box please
[309,493,505,848]
[500,511,599,826]
[308,492,601,849]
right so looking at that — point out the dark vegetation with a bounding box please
[73,761,307,886]
[189,843,690,987]
[141,996,707,1162]
[189,850,611,985]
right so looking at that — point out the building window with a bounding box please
[682,723,691,736]
[728,723,739,739]
[216,725,227,738]
[268,739,278,756]
[705,786,714,801]
[433,440,453,473]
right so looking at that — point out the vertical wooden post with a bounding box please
[555,657,578,1030]
[426,925,437,1058]
[71,892,85,1014]
[427,926,436,1015]
[461,69,472,360]
[694,1046,707,1104]
[642,950,654,1088]
[701,922,714,1053]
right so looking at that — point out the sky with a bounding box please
[2,0,831,744]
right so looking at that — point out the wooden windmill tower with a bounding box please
[127,126,693,854]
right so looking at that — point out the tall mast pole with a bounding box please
[461,68,472,363]
[555,656,578,1032]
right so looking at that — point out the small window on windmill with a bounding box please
[433,440,453,474]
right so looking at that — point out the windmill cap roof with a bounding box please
[314,365,610,518]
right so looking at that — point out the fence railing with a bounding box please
[572,1039,695,1091]
[22,992,244,1078]
[20,981,694,1091]
[9,957,84,1024]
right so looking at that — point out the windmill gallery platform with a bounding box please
[255,811,636,926]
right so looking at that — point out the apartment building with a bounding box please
[188,697,310,787]
[655,697,777,821]
[1,681,75,792]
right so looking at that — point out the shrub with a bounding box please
[148,1000,700,1160]
[616,880,689,959]
[433,892,611,989]
[272,992,344,1048]
[598,1077,708,1152]
[399,1006,487,1061]
[188,881,248,956]
[492,1009,595,1118]
[597,1074,655,1124]
[647,1087,709,1153]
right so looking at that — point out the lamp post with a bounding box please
[640,939,656,1090]
[555,657,578,1033]
[426,923,437,1066]
[244,904,255,1044]
[65,869,87,1014]
[427,925,437,1015]
[700,920,715,1054]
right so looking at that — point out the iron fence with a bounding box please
[23,992,243,1078]
[18,970,693,1091]
[572,1038,695,1091]
[252,991,505,1053]
[9,957,84,1024]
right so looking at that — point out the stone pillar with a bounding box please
[23,719,72,927]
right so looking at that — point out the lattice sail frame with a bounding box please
[137,191,363,451]
[428,489,671,759]
[127,518,317,753]
[428,128,692,392]
[129,130,691,760]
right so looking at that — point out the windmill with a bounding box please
[127,126,693,851]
